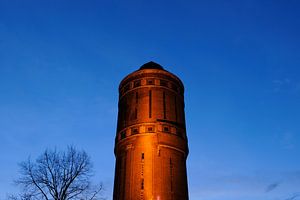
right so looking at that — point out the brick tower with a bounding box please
[113,62,189,200]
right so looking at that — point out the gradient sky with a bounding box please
[1,0,300,200]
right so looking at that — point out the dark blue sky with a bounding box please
[1,0,300,199]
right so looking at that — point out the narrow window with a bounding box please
[135,92,138,120]
[134,80,141,87]
[121,131,126,139]
[146,79,154,85]
[149,90,152,118]
[163,92,166,119]
[141,179,144,190]
[135,108,137,119]
[163,126,169,132]
[147,126,154,132]
[132,127,139,135]
[141,153,144,160]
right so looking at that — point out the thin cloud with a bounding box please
[285,193,300,200]
[265,182,280,192]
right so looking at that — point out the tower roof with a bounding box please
[139,61,164,70]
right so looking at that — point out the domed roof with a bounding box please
[139,61,164,70]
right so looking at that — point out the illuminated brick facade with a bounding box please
[113,62,189,200]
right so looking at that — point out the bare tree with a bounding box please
[11,146,104,200]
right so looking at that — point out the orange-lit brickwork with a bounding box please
[113,62,189,200]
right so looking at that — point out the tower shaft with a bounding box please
[113,62,189,200]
